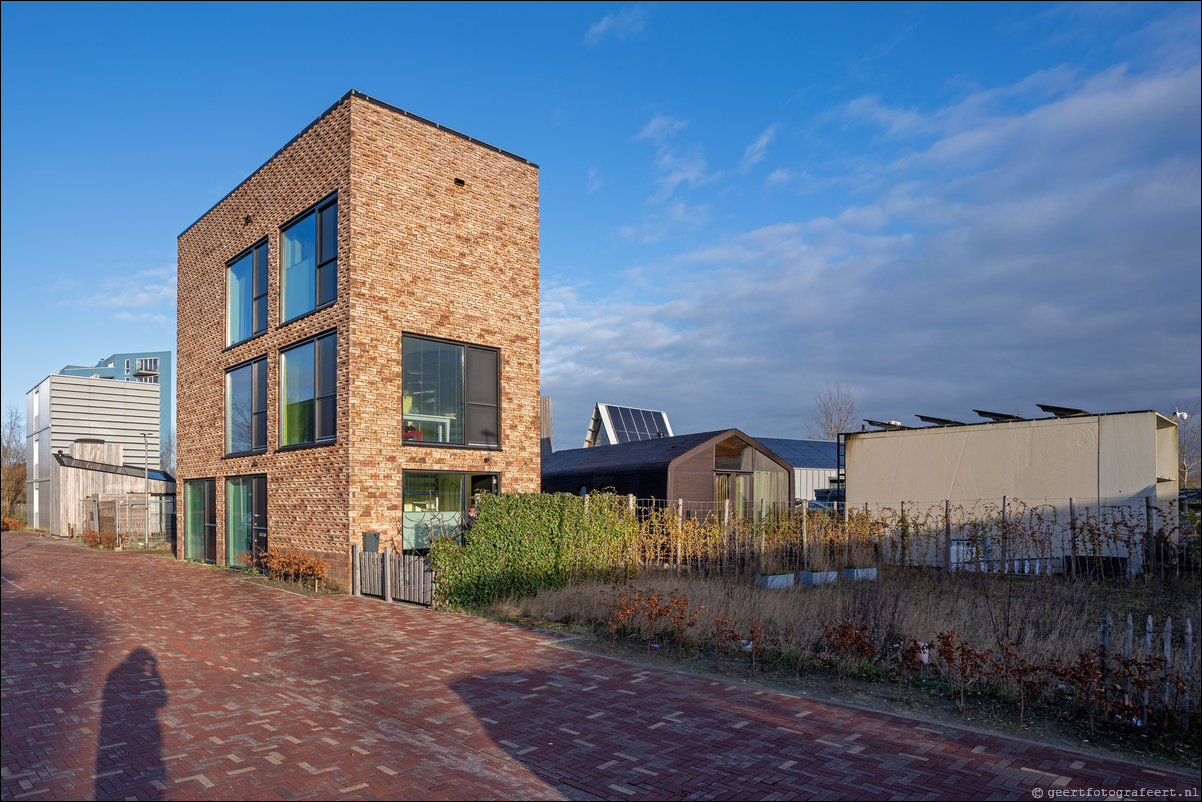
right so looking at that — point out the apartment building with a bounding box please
[176,90,540,585]
[60,350,173,451]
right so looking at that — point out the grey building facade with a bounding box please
[26,375,162,530]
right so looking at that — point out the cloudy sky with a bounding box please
[2,3,1198,449]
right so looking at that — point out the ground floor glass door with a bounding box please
[185,479,216,563]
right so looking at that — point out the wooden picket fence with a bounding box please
[1097,613,1196,729]
[351,544,434,606]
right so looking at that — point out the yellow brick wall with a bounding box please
[176,92,540,583]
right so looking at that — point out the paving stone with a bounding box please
[2,533,1196,801]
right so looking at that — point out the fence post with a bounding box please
[1163,617,1172,712]
[1099,613,1112,689]
[1001,495,1008,569]
[676,499,683,571]
[1068,498,1076,577]
[1184,619,1194,729]
[1144,615,1153,725]
[353,543,361,597]
[1123,613,1134,703]
[944,500,951,570]
[1145,496,1155,578]
[801,499,808,572]
[383,545,392,603]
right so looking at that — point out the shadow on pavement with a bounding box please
[94,648,168,801]
[0,561,104,801]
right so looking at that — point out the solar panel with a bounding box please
[599,403,673,444]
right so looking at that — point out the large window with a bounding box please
[402,335,498,447]
[402,472,497,552]
[227,241,268,345]
[281,197,337,322]
[280,331,336,447]
[226,475,266,568]
[225,356,267,455]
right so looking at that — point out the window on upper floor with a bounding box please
[280,331,336,447]
[227,241,269,346]
[281,196,337,323]
[401,335,499,448]
[226,356,267,455]
[136,357,160,372]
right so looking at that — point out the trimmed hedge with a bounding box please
[429,492,642,608]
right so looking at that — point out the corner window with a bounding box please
[402,335,499,447]
[281,197,337,322]
[227,242,268,346]
[225,356,267,455]
[280,331,336,446]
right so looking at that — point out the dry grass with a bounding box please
[496,568,1200,680]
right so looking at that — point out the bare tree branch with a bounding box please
[806,383,861,441]
[1,404,26,519]
[1167,399,1200,488]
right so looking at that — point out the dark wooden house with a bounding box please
[541,429,794,515]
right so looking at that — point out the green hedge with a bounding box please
[429,492,641,608]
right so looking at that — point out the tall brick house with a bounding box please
[176,91,539,586]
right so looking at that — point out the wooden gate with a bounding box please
[355,547,434,606]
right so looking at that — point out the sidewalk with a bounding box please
[2,532,1196,801]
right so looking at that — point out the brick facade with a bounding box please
[176,91,540,586]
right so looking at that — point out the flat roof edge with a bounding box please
[178,90,537,239]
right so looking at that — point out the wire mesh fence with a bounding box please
[571,494,1198,581]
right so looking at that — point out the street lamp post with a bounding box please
[142,432,150,549]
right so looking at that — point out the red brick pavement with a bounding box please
[2,532,1196,801]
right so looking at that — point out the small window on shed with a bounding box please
[714,435,754,471]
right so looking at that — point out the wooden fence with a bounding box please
[351,545,434,606]
[1098,613,1196,729]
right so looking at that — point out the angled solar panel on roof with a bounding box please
[584,403,674,447]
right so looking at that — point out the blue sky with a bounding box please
[2,2,1199,449]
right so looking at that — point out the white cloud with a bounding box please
[585,5,648,45]
[636,114,688,143]
[739,124,778,172]
[543,59,1201,437]
[587,165,604,195]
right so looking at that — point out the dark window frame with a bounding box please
[224,354,268,457]
[401,332,501,451]
[225,473,268,569]
[401,469,500,554]
[280,194,338,324]
[279,328,338,447]
[225,238,270,347]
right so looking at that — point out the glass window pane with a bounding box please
[466,347,497,406]
[320,202,338,264]
[282,213,316,320]
[318,262,337,306]
[226,363,254,454]
[402,336,464,444]
[402,472,463,552]
[318,334,336,397]
[186,481,205,561]
[467,404,498,447]
[254,296,267,334]
[280,342,315,445]
[226,479,254,567]
[715,435,754,471]
[254,411,267,451]
[226,253,253,344]
[316,396,335,442]
[254,358,267,413]
[254,244,268,297]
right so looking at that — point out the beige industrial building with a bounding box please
[26,374,163,530]
[844,408,1179,571]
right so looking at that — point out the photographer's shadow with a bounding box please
[94,648,167,801]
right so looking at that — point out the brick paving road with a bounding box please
[2,532,1196,801]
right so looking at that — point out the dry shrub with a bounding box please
[1,517,24,531]
[80,530,117,549]
[257,547,330,589]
